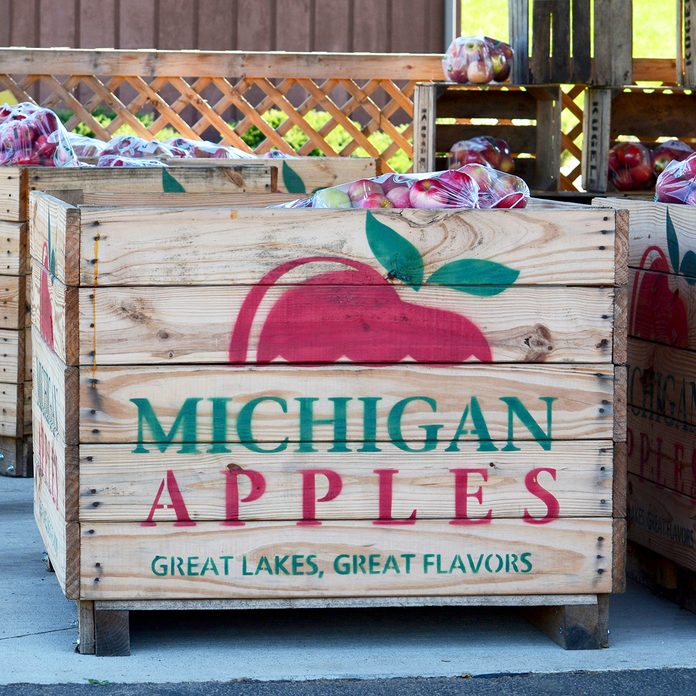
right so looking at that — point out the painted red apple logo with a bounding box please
[631,210,691,348]
[39,214,56,350]
[229,212,519,364]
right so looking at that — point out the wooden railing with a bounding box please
[0,48,682,180]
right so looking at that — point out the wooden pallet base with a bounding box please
[627,542,696,615]
[0,435,32,477]
[76,594,610,656]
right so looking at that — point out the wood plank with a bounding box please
[165,158,376,194]
[627,473,696,573]
[627,403,696,499]
[75,192,299,208]
[78,363,618,446]
[0,328,23,383]
[508,0,530,84]
[610,91,696,140]
[33,328,79,446]
[78,0,116,48]
[532,87,561,190]
[30,198,621,287]
[600,198,696,271]
[593,0,633,86]
[0,221,26,275]
[551,1,572,83]
[118,0,156,48]
[0,168,24,222]
[628,339,696,430]
[531,2,551,83]
[0,48,446,81]
[0,435,32,477]
[412,83,436,173]
[571,0,592,83]
[613,518,627,593]
[77,600,95,655]
[78,518,614,600]
[53,283,618,366]
[78,440,614,522]
[629,269,696,349]
[435,88,539,121]
[0,381,21,438]
[582,88,612,193]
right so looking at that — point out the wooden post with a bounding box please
[77,600,96,655]
[571,0,592,83]
[508,0,530,84]
[684,0,696,85]
[412,83,437,173]
[532,87,562,191]
[593,1,633,86]
[95,609,130,657]
[526,595,609,649]
[582,88,612,192]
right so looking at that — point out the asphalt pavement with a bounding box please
[2,476,696,689]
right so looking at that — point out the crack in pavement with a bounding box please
[0,628,74,642]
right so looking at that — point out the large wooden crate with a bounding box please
[582,87,696,193]
[0,163,275,477]
[31,191,628,655]
[598,197,696,612]
[412,83,562,191]
[508,0,631,86]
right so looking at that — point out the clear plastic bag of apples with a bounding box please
[442,36,513,84]
[0,103,80,166]
[655,151,696,204]
[277,166,529,210]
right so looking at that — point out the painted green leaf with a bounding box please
[680,250,696,284]
[365,211,423,290]
[162,168,186,193]
[47,211,56,281]
[666,209,680,274]
[426,259,519,296]
[282,161,306,194]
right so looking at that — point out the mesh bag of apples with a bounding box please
[277,166,529,210]
[609,140,694,192]
[0,103,79,166]
[443,35,513,84]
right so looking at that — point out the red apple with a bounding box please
[347,179,384,201]
[386,186,411,208]
[408,179,450,208]
[354,192,393,209]
[467,60,494,84]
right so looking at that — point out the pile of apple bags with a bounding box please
[278,165,529,210]
[609,140,694,191]
[0,103,79,166]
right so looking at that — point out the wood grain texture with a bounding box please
[628,339,696,430]
[0,328,24,383]
[57,284,620,366]
[165,157,376,194]
[582,88,612,192]
[0,274,25,330]
[627,404,696,499]
[627,473,696,573]
[602,197,696,269]
[593,0,633,86]
[612,518,627,593]
[613,441,628,518]
[30,199,620,287]
[77,440,614,522]
[614,365,627,443]
[33,328,79,446]
[77,600,95,655]
[94,609,130,656]
[629,269,696,348]
[0,221,26,275]
[78,363,617,446]
[78,518,614,600]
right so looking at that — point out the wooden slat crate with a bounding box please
[508,0,631,86]
[30,191,627,655]
[597,197,696,613]
[582,87,696,193]
[412,83,562,191]
[164,158,376,195]
[0,163,275,477]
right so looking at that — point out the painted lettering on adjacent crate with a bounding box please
[627,495,695,551]
[148,551,535,578]
[35,417,59,508]
[34,356,59,438]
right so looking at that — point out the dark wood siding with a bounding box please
[3,0,446,53]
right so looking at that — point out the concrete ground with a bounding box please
[2,476,696,687]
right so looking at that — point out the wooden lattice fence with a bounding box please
[0,49,680,185]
